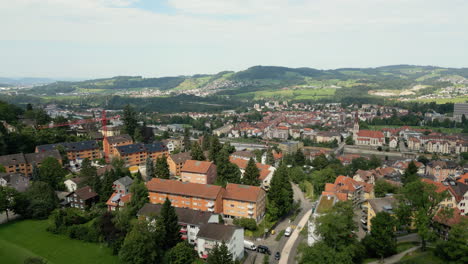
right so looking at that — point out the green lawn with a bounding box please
[0,220,117,264]
[396,241,420,253]
[398,248,445,264]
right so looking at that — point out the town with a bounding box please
[1,99,467,264]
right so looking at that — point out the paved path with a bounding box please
[368,246,420,264]
[279,209,312,264]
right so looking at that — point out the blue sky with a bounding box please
[1,0,467,79]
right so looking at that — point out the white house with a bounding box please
[196,224,244,260]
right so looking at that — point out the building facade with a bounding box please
[222,183,266,222]
[181,160,217,184]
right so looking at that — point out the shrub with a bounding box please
[233,218,257,231]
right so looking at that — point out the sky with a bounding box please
[1,0,468,79]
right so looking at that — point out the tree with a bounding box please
[160,198,181,249]
[126,180,149,216]
[155,155,170,179]
[80,158,98,189]
[374,179,399,197]
[0,186,20,221]
[208,136,222,163]
[191,142,206,161]
[345,135,354,145]
[23,181,59,219]
[119,219,164,264]
[267,164,293,220]
[417,155,429,165]
[122,104,139,139]
[166,241,198,264]
[38,157,66,190]
[396,180,448,250]
[311,167,337,194]
[183,127,191,151]
[294,149,306,167]
[363,212,397,259]
[368,155,382,169]
[266,148,275,166]
[216,148,241,187]
[31,163,39,181]
[289,166,306,184]
[145,157,155,180]
[311,154,329,170]
[241,158,260,186]
[201,133,211,151]
[435,218,468,264]
[207,241,234,264]
[402,160,419,185]
[133,127,143,143]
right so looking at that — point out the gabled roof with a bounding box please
[181,160,214,174]
[223,183,264,203]
[67,186,98,201]
[114,176,133,187]
[106,192,132,207]
[116,142,167,155]
[0,153,26,166]
[25,150,62,164]
[433,207,467,227]
[146,178,223,199]
[138,203,214,226]
[169,152,192,164]
[356,130,384,138]
[37,140,99,152]
[197,223,240,241]
[105,134,133,144]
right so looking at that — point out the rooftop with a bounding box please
[146,178,223,199]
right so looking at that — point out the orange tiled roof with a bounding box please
[229,157,273,180]
[356,130,384,138]
[146,178,223,199]
[223,183,264,202]
[458,173,468,184]
[106,192,132,207]
[181,160,214,174]
[433,208,467,227]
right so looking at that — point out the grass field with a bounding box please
[398,248,445,264]
[413,96,468,104]
[238,88,336,100]
[0,220,117,264]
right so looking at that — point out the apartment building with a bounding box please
[167,152,192,176]
[181,160,217,184]
[103,134,133,160]
[0,150,62,175]
[36,140,101,161]
[425,160,461,182]
[146,178,224,213]
[222,183,266,222]
[114,142,168,167]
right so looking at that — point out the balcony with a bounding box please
[248,204,254,209]
[206,201,215,208]
[208,208,214,212]
[248,210,254,215]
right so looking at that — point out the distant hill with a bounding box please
[0,77,56,86]
[27,65,468,100]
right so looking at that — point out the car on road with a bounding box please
[284,226,292,237]
[275,251,281,260]
[257,245,271,255]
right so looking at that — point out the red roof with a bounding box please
[223,183,264,202]
[106,192,132,207]
[356,130,384,139]
[458,173,468,185]
[146,178,223,199]
[181,160,215,174]
[433,208,467,227]
[229,157,273,180]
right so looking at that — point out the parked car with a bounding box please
[243,240,256,251]
[275,251,281,260]
[257,245,271,255]
[284,226,292,237]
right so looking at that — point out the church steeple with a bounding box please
[353,112,359,133]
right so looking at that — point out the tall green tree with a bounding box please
[0,164,5,173]
[155,155,170,179]
[241,158,260,186]
[145,157,155,179]
[374,179,400,197]
[22,181,59,219]
[362,212,397,259]
[160,198,181,249]
[396,180,448,250]
[294,150,306,167]
[31,163,39,181]
[216,148,241,187]
[123,104,139,139]
[267,164,293,220]
[207,241,234,264]
[191,142,206,161]
[208,136,222,163]
[266,148,275,166]
[311,154,329,170]
[311,167,337,194]
[133,127,144,143]
[202,133,211,151]
[119,219,164,264]
[0,186,20,222]
[126,180,149,216]
[402,160,419,185]
[166,241,198,264]
[38,157,66,190]
[183,127,191,152]
[368,155,382,169]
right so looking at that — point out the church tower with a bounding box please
[353,112,360,133]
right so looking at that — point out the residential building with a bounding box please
[222,183,266,222]
[0,150,62,175]
[230,151,256,161]
[389,137,398,149]
[307,194,338,246]
[229,157,275,188]
[353,130,385,147]
[196,223,244,260]
[322,175,374,205]
[36,140,101,161]
[138,203,219,244]
[0,172,30,192]
[146,178,224,213]
[167,152,192,176]
[181,160,217,184]
[64,177,86,192]
[314,131,341,143]
[103,134,133,160]
[65,186,99,210]
[114,142,168,167]
[113,176,134,194]
[162,137,184,153]
[278,141,304,155]
[365,196,397,231]
[453,103,468,122]
[432,208,467,240]
[421,178,458,209]
[106,176,134,211]
[425,160,461,182]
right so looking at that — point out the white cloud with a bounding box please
[0,0,467,77]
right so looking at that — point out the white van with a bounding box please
[244,240,256,251]
[284,227,292,237]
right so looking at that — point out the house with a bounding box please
[440,177,468,215]
[222,183,266,222]
[36,140,101,161]
[407,137,421,151]
[115,142,168,167]
[322,176,374,205]
[113,176,134,194]
[315,131,341,143]
[64,177,86,192]
[196,224,244,260]
[229,157,275,188]
[65,186,99,210]
[103,134,133,160]
[432,208,467,240]
[365,196,397,231]
[353,130,385,147]
[389,137,398,149]
[146,178,224,213]
[392,160,425,175]
[425,160,461,182]
[162,138,184,153]
[0,172,30,192]
[181,160,217,185]
[105,176,134,211]
[167,152,192,176]
[421,178,458,209]
[138,203,219,244]
[0,150,62,176]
